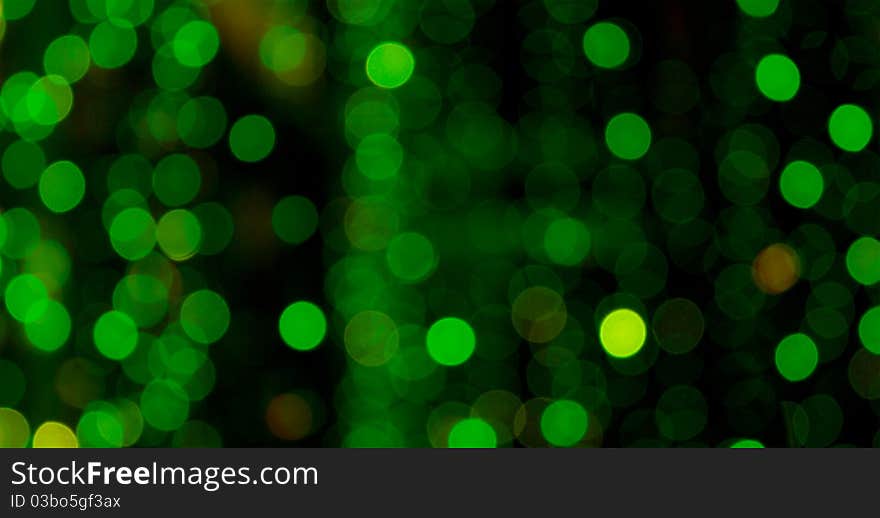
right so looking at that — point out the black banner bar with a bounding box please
[0,449,871,516]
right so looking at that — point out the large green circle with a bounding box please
[156,209,202,261]
[180,290,230,345]
[24,300,72,352]
[109,207,157,261]
[774,333,818,382]
[858,307,880,354]
[847,237,880,285]
[599,308,646,358]
[755,54,800,102]
[829,104,873,153]
[272,196,318,245]
[582,22,630,69]
[4,274,48,323]
[736,0,779,17]
[605,113,651,160]
[229,115,276,163]
[385,232,436,282]
[140,379,189,431]
[366,42,415,89]
[152,154,201,207]
[447,418,496,448]
[39,161,85,213]
[89,22,138,69]
[94,310,139,360]
[279,301,327,351]
[540,400,589,447]
[44,35,91,83]
[173,20,220,68]
[426,317,476,366]
[779,160,823,209]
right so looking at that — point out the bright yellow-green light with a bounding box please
[599,308,647,358]
[33,421,79,448]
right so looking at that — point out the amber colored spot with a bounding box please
[266,393,313,441]
[511,286,567,343]
[752,243,800,295]
[344,199,398,252]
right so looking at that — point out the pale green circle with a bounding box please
[179,290,230,345]
[366,42,416,89]
[39,161,86,213]
[44,35,91,83]
[779,160,823,209]
[173,20,220,68]
[605,113,652,160]
[94,310,138,360]
[582,22,630,69]
[229,115,276,163]
[89,22,138,69]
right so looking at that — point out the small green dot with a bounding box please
[279,301,327,351]
[272,196,319,245]
[846,237,880,286]
[173,20,220,68]
[39,161,86,213]
[829,104,873,153]
[605,113,651,160]
[229,115,276,163]
[541,400,589,447]
[93,310,139,360]
[366,42,415,89]
[180,290,230,345]
[447,418,496,448]
[774,333,818,382]
[755,54,800,102]
[582,22,630,69]
[426,317,476,367]
[858,307,880,354]
[779,160,823,209]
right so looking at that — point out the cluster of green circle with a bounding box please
[5,0,880,450]
[4,274,71,352]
